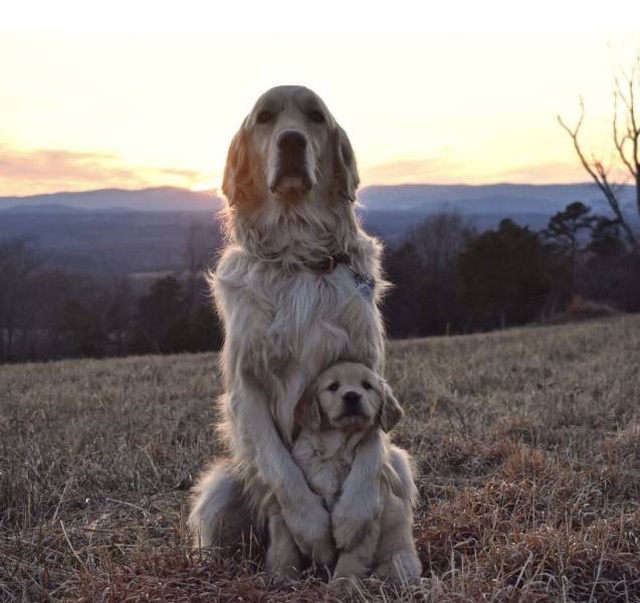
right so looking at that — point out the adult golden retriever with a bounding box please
[189,86,389,567]
[267,362,421,580]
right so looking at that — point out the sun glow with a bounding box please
[192,181,221,194]
[1,2,639,196]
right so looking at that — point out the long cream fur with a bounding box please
[189,86,389,567]
[265,362,422,580]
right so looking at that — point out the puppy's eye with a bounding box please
[256,110,274,124]
[308,110,325,124]
[361,381,372,390]
[327,382,339,392]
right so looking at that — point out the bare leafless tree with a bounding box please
[558,56,640,252]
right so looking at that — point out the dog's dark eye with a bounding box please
[256,110,274,124]
[361,381,372,390]
[327,382,339,392]
[308,109,325,124]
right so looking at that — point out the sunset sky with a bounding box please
[2,0,640,197]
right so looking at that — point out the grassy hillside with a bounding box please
[1,316,639,601]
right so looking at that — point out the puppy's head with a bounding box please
[222,85,359,208]
[297,362,403,434]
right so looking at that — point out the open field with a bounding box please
[1,316,640,601]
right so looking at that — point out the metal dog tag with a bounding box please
[354,273,375,302]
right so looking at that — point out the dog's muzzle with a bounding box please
[341,391,363,417]
[270,130,313,197]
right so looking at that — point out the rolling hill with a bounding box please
[0,183,636,275]
[2,182,635,217]
[2,316,639,601]
[0,186,223,213]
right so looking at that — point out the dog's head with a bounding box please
[222,85,359,209]
[296,362,403,434]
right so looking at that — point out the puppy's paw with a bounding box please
[332,494,380,552]
[286,496,335,568]
[267,562,302,582]
[332,551,370,580]
[375,551,423,582]
[329,576,359,598]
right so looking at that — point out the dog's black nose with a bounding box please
[272,129,312,196]
[277,130,307,155]
[342,391,362,406]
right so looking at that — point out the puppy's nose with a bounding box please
[277,130,307,155]
[342,391,362,406]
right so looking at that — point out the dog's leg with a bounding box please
[265,511,303,580]
[331,431,384,552]
[373,448,422,581]
[332,519,380,580]
[227,382,336,568]
[374,538,422,582]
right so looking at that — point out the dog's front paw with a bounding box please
[286,496,336,568]
[332,492,381,552]
[332,551,370,580]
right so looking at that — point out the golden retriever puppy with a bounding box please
[266,362,422,581]
[189,86,389,565]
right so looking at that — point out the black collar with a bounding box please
[303,253,351,274]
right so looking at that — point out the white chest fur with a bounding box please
[213,248,386,443]
[292,430,365,509]
[216,254,382,377]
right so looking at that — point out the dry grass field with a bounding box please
[1,315,640,602]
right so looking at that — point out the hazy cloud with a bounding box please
[1,145,595,197]
[0,145,205,196]
[362,156,594,186]
[361,157,467,186]
[498,160,594,184]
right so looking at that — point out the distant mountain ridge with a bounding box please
[1,183,635,219]
[357,183,635,217]
[0,186,224,213]
[1,182,637,276]
[356,182,637,240]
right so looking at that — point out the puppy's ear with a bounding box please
[332,125,360,202]
[379,381,403,432]
[295,388,322,432]
[221,124,253,205]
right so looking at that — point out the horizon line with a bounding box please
[0,180,613,200]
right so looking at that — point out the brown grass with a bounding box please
[545,296,620,325]
[2,315,640,601]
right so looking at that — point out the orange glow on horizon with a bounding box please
[1,22,639,197]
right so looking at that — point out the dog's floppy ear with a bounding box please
[379,381,403,432]
[221,124,253,206]
[332,125,360,202]
[295,387,322,432]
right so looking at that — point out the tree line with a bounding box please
[383,202,639,338]
[1,200,639,363]
[0,237,222,363]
